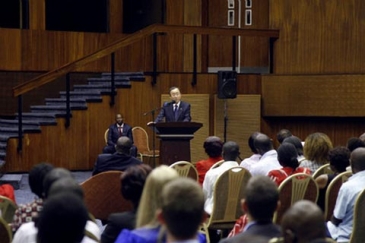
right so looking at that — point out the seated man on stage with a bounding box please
[103,113,137,157]
[148,87,191,125]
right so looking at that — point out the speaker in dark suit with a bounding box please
[217,71,237,99]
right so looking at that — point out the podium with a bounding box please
[155,122,203,165]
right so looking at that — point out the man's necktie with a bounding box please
[174,104,179,121]
[118,126,122,136]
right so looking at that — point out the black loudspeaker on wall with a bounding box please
[217,71,237,99]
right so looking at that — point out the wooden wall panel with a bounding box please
[29,0,45,30]
[270,0,365,74]
[0,29,22,70]
[262,74,365,117]
[109,0,123,33]
[214,95,261,159]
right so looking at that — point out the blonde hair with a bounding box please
[136,165,179,228]
[303,132,333,164]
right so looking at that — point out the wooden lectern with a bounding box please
[155,122,203,165]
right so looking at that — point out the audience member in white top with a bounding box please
[250,134,281,176]
[203,141,240,215]
[240,132,262,171]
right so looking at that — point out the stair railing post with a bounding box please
[17,95,23,153]
[110,52,115,106]
[232,36,237,71]
[191,34,197,86]
[65,73,71,128]
[152,33,158,85]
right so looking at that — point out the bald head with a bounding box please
[281,200,326,243]
[254,134,273,155]
[116,136,132,155]
[222,141,240,161]
[350,147,365,173]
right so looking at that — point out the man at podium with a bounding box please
[148,87,191,125]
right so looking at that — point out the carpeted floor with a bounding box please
[14,171,93,205]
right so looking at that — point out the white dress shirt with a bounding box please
[240,154,261,171]
[249,150,281,176]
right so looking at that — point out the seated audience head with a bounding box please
[48,177,84,200]
[281,200,326,243]
[277,143,299,169]
[222,141,240,161]
[36,192,89,243]
[303,132,333,164]
[277,129,293,144]
[328,146,350,173]
[29,163,54,199]
[115,136,133,155]
[158,177,206,241]
[115,113,124,125]
[136,165,179,228]
[203,136,223,158]
[359,132,365,143]
[350,147,365,174]
[42,167,73,199]
[283,136,304,156]
[254,133,273,156]
[248,132,261,154]
[121,164,153,209]
[346,137,365,152]
[242,176,279,222]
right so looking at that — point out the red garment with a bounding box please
[228,214,249,238]
[268,166,312,186]
[0,184,16,203]
[195,156,223,185]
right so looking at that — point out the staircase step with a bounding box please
[0,159,4,168]
[0,126,41,134]
[0,119,40,129]
[16,113,58,125]
[101,72,145,81]
[0,136,11,142]
[59,91,103,102]
[45,98,87,106]
[73,84,130,91]
[31,104,86,113]
[0,142,7,150]
[88,77,130,82]
[0,151,5,160]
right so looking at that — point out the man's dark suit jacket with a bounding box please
[219,221,281,243]
[92,153,142,176]
[155,100,191,123]
[101,211,136,243]
[107,123,133,146]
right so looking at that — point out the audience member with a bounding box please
[11,162,54,232]
[315,146,350,211]
[240,132,261,171]
[13,172,101,243]
[281,200,328,243]
[346,137,365,152]
[101,164,152,243]
[250,134,281,176]
[157,177,207,243]
[359,132,365,143]
[150,87,191,124]
[195,136,223,185]
[93,136,142,176]
[300,132,333,173]
[114,165,181,243]
[36,192,89,243]
[220,176,281,243]
[268,143,311,186]
[103,113,136,156]
[327,147,365,242]
[282,136,307,163]
[203,141,240,215]
[276,129,293,144]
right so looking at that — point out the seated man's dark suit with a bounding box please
[155,101,191,123]
[103,123,137,156]
[219,221,281,243]
[92,153,141,176]
[101,210,136,243]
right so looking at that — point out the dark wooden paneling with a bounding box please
[29,0,45,30]
[262,74,365,117]
[270,0,365,74]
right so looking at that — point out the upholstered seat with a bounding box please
[132,126,159,166]
[170,161,198,181]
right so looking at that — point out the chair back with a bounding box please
[208,160,225,171]
[80,171,133,223]
[207,166,252,230]
[170,161,198,181]
[132,126,150,153]
[104,128,109,145]
[0,195,17,223]
[349,188,365,243]
[273,173,318,224]
[0,217,11,243]
[324,170,352,221]
[312,163,333,179]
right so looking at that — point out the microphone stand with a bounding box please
[143,107,161,167]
